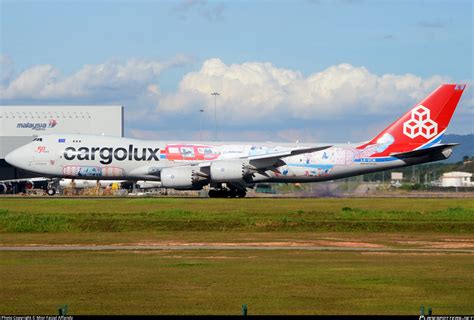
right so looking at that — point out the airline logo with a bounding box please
[63,145,160,164]
[403,105,438,139]
[16,118,58,131]
[48,119,57,128]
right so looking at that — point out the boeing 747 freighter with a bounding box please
[5,84,466,197]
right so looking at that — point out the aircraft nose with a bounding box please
[5,148,24,169]
[5,150,14,165]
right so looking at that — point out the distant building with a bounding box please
[390,172,403,188]
[0,106,123,180]
[440,171,473,187]
[391,172,403,180]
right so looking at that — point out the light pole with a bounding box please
[211,92,220,141]
[199,108,205,141]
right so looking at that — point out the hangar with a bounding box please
[0,106,124,180]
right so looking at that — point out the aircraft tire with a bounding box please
[209,189,234,198]
[218,190,229,198]
[228,189,238,198]
[208,189,220,198]
[47,188,56,196]
[237,190,247,198]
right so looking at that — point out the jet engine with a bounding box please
[25,181,34,190]
[210,160,257,182]
[0,183,7,194]
[160,166,207,190]
[24,179,49,190]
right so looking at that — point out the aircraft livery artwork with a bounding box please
[4,84,467,197]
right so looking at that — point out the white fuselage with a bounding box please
[6,134,409,185]
[4,84,463,197]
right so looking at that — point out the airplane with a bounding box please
[4,84,466,198]
[0,177,49,194]
[58,179,161,190]
[0,177,161,195]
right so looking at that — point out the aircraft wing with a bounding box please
[0,177,52,193]
[247,145,332,169]
[0,177,51,184]
[131,145,332,178]
[196,145,332,170]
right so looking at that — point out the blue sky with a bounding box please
[1,0,473,142]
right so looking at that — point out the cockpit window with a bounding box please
[33,138,43,141]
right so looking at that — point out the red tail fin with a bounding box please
[358,84,466,156]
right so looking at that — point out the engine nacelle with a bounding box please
[160,166,206,190]
[25,181,34,190]
[0,183,7,194]
[25,179,48,190]
[210,160,255,182]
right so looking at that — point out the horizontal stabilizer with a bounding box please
[390,143,459,159]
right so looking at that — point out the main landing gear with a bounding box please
[208,188,246,198]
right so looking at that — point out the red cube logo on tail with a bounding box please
[402,105,438,139]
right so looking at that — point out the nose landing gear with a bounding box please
[46,178,59,196]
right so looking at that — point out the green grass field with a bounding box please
[0,198,473,315]
[2,250,473,315]
[0,198,473,233]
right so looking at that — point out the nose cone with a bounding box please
[5,150,14,165]
[5,148,25,169]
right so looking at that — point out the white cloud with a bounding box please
[157,58,453,123]
[0,55,192,100]
[1,56,471,137]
